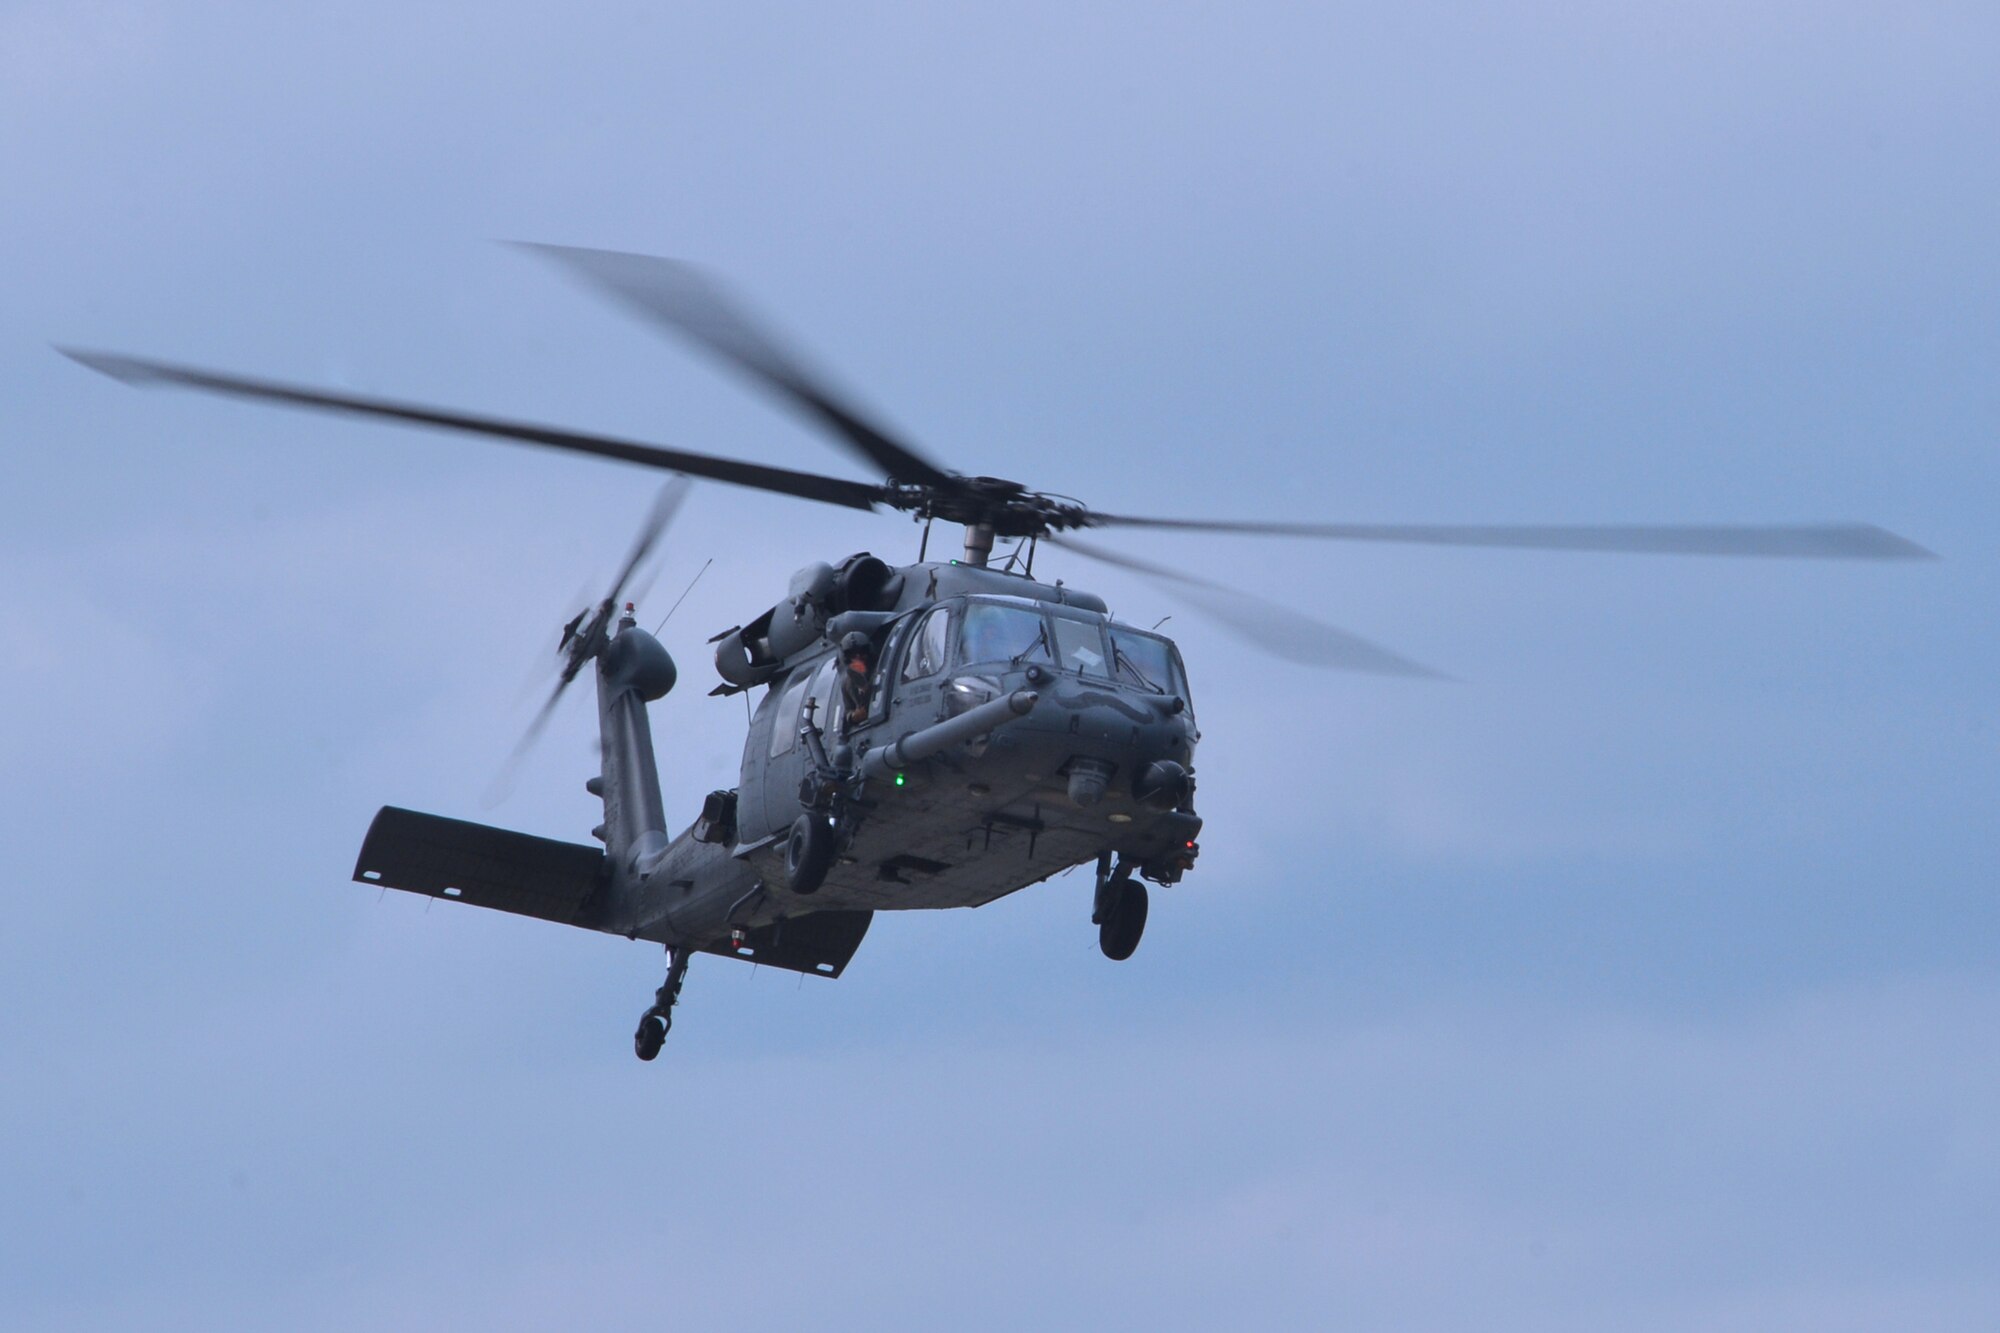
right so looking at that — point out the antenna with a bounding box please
[653,558,714,634]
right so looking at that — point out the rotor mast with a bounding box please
[961,521,996,566]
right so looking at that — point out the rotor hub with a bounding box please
[896,478,1092,540]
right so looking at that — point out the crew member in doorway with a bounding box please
[840,631,875,727]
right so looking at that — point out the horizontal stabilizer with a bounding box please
[700,910,872,978]
[353,806,606,926]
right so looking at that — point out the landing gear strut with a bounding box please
[1093,853,1149,962]
[634,946,691,1061]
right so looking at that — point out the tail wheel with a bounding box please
[634,1014,666,1061]
[785,814,836,896]
[1098,880,1149,961]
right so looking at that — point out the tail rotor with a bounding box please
[485,477,692,804]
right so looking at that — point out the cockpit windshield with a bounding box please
[959,601,1052,666]
[1108,625,1185,697]
[955,599,1189,702]
[1051,616,1108,676]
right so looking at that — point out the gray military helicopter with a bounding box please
[61,244,1932,1060]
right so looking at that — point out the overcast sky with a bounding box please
[4,2,1996,1328]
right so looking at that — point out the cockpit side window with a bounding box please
[1051,615,1110,677]
[1168,643,1194,716]
[959,602,1051,666]
[901,607,951,682]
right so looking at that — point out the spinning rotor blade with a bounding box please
[484,678,569,809]
[58,348,885,512]
[1086,514,1934,560]
[513,243,959,489]
[1049,535,1445,679]
[606,475,692,609]
[488,478,692,806]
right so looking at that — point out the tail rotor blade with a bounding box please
[625,563,667,616]
[483,677,572,808]
[606,475,693,607]
[488,479,695,805]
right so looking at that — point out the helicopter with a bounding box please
[60,244,1933,1061]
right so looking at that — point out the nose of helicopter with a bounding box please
[974,671,1198,816]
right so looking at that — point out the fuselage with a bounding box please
[604,562,1204,950]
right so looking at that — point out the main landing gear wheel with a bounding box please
[634,1013,667,1061]
[1098,879,1149,961]
[785,813,836,896]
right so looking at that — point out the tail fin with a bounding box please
[592,615,677,867]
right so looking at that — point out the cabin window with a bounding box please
[768,668,815,757]
[812,656,841,734]
[1051,615,1109,677]
[959,602,1051,666]
[859,616,912,727]
[901,607,951,682]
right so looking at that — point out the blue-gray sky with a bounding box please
[4,3,1996,1328]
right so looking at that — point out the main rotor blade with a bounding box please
[1049,535,1445,679]
[513,243,959,489]
[58,348,886,512]
[1086,514,1935,560]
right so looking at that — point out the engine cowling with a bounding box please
[712,553,904,687]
